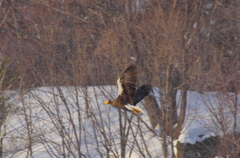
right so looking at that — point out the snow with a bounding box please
[178,91,240,144]
[2,86,240,157]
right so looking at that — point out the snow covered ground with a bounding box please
[2,86,240,157]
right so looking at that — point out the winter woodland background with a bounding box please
[0,0,240,157]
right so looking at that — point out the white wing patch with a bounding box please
[125,104,146,115]
[117,78,123,95]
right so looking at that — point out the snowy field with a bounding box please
[3,86,240,157]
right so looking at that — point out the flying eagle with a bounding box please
[104,64,151,114]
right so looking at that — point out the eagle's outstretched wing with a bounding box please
[117,64,137,104]
[133,84,152,105]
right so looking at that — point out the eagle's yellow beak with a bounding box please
[104,101,109,104]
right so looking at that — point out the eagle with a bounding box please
[104,64,151,114]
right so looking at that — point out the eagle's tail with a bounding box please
[125,105,146,115]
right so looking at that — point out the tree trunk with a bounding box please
[0,99,3,158]
[119,110,126,158]
[176,141,184,158]
[143,94,161,129]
